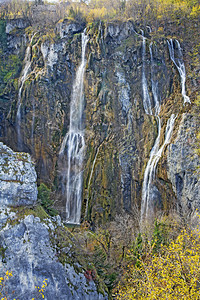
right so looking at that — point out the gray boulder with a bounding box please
[0,214,107,300]
[0,143,37,207]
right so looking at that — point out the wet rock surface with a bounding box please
[0,17,199,224]
[167,114,200,212]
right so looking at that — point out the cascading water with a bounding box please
[149,43,160,116]
[16,34,36,150]
[167,39,191,104]
[59,29,89,224]
[141,114,176,220]
[16,46,31,150]
[141,30,152,115]
[141,38,176,221]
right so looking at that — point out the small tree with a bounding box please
[115,220,200,299]
[38,183,58,216]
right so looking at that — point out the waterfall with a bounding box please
[16,45,31,150]
[149,43,160,116]
[141,40,176,220]
[141,114,176,220]
[167,39,190,104]
[141,41,161,220]
[16,34,36,150]
[141,30,152,115]
[59,29,89,224]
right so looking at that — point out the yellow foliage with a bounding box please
[86,7,108,22]
[35,278,48,299]
[190,5,200,17]
[0,272,47,299]
[115,225,200,299]
[0,271,13,300]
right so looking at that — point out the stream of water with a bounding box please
[167,39,191,104]
[59,30,89,224]
[141,37,177,220]
[16,34,36,150]
[141,114,176,220]
[141,30,152,115]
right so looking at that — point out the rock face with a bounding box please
[0,213,107,300]
[0,144,107,299]
[167,114,200,212]
[55,20,85,39]
[0,16,199,224]
[6,18,30,34]
[0,142,37,206]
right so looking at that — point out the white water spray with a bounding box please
[167,39,190,104]
[141,37,177,220]
[141,114,176,220]
[16,34,36,150]
[59,30,89,224]
[141,30,152,115]
[149,43,160,116]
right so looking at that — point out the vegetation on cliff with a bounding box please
[115,215,200,299]
[0,0,199,299]
[0,0,199,36]
[54,212,200,299]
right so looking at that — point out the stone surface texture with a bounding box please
[0,17,199,224]
[0,142,37,206]
[0,212,107,300]
[167,114,200,212]
[0,143,107,299]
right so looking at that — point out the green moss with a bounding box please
[32,205,50,220]
[116,35,137,52]
[0,50,22,96]
[0,245,7,263]
[10,205,49,222]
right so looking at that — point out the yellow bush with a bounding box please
[0,271,47,300]
[115,226,200,299]
[86,7,108,22]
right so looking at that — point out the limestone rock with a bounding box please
[56,20,85,39]
[0,143,37,207]
[6,18,30,34]
[167,114,200,211]
[0,213,107,300]
[105,20,135,41]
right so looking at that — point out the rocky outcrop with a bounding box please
[6,18,30,34]
[0,143,107,299]
[167,114,200,212]
[56,20,85,39]
[0,212,107,300]
[0,142,37,206]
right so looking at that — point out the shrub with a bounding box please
[115,218,200,299]
[38,183,58,217]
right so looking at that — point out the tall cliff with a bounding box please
[0,13,199,225]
